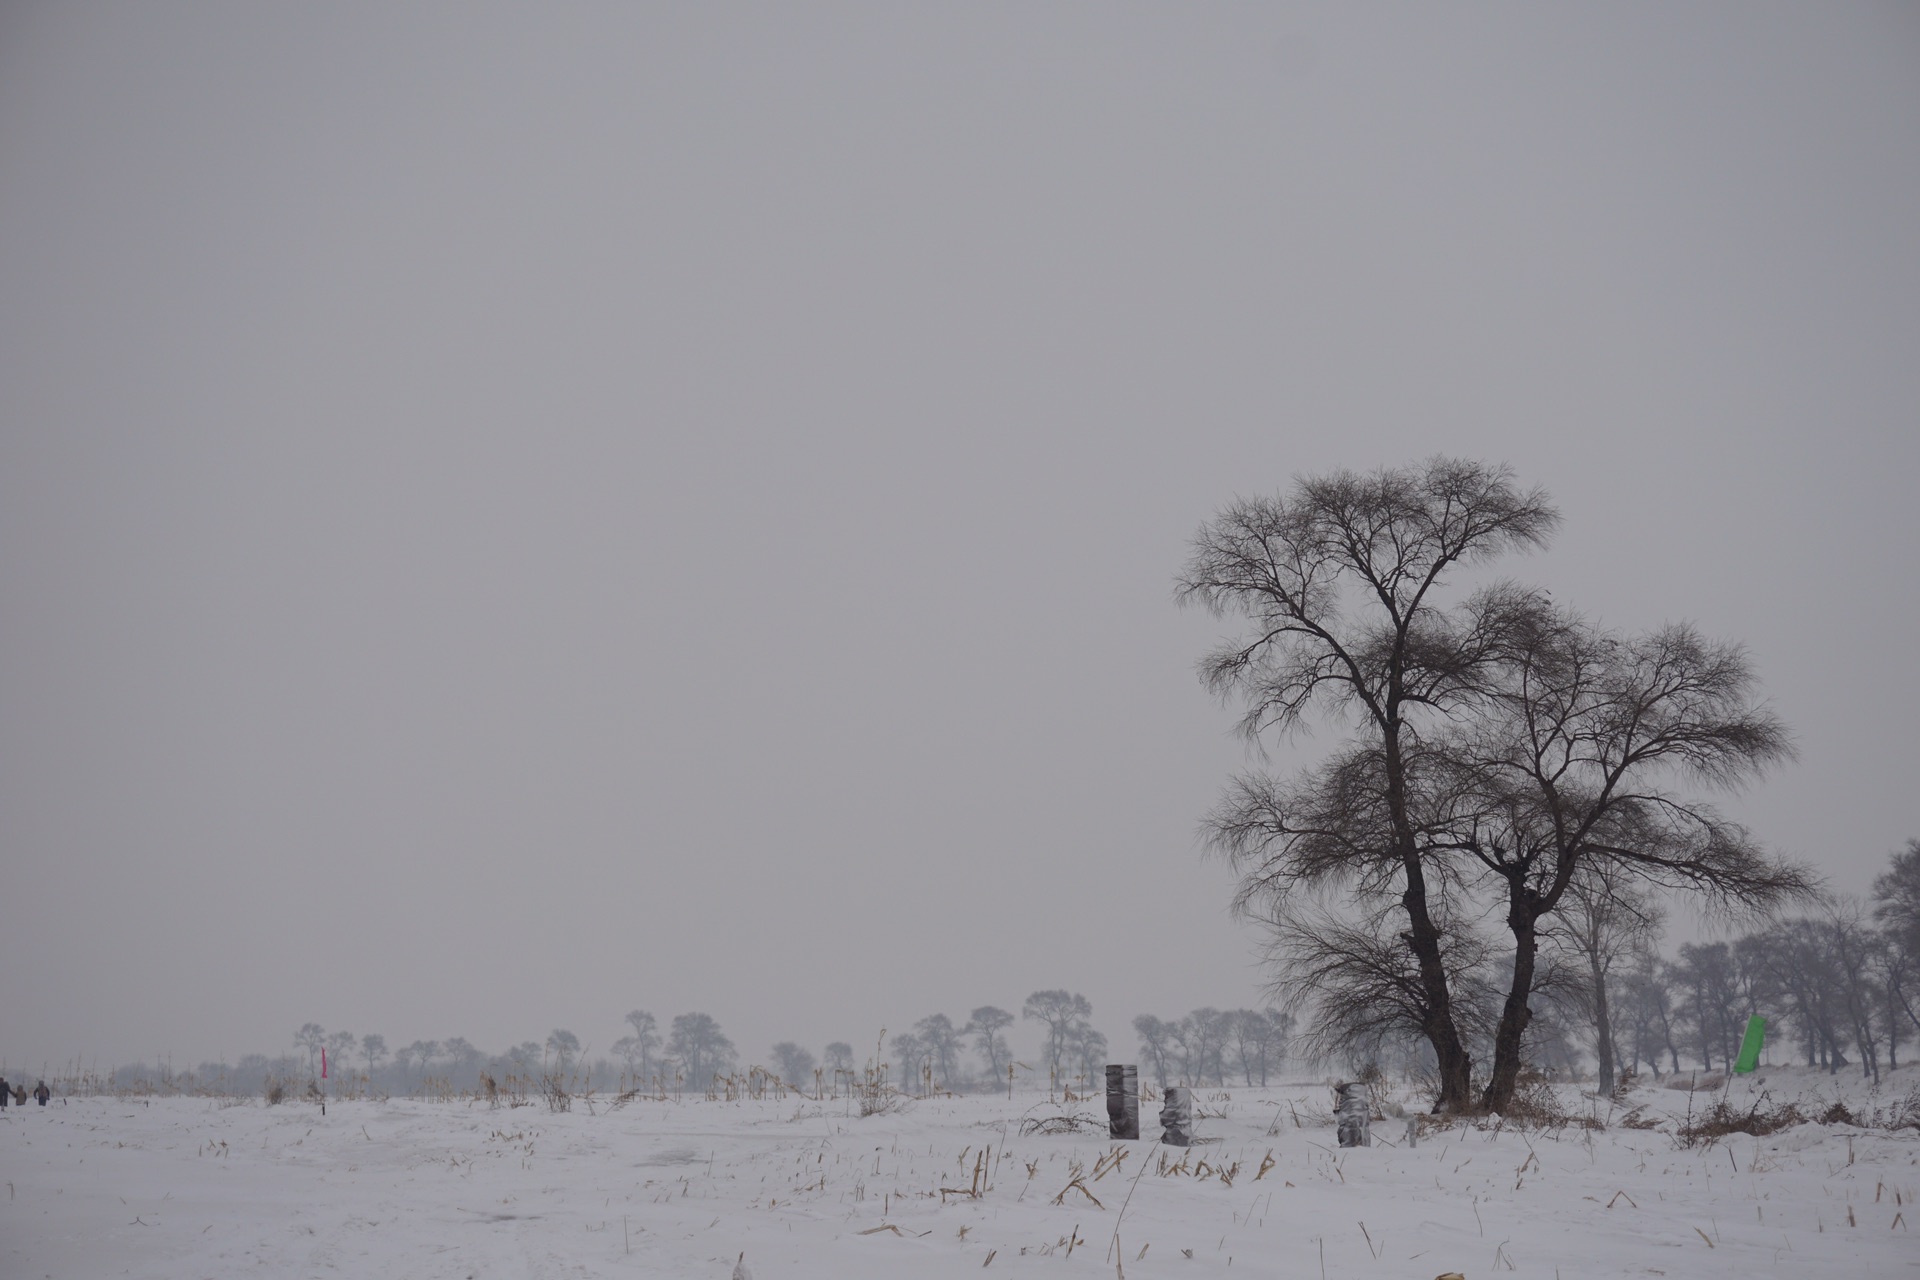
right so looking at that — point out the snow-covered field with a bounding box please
[4,1069,1916,1279]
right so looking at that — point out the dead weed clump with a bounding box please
[1677,1092,1808,1146]
[1801,1090,1914,1130]
[1862,1084,1920,1132]
[1019,1101,1106,1137]
[1503,1071,1605,1132]
[1817,1100,1856,1127]
[852,1038,909,1118]
[1678,1083,1920,1146]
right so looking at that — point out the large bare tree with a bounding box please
[1449,610,1814,1110]
[1180,457,1558,1111]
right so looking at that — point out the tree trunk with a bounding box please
[1482,911,1537,1113]
[1888,983,1902,1071]
[1384,724,1474,1113]
[1589,950,1615,1096]
[1704,990,1720,1074]
[1401,870,1476,1112]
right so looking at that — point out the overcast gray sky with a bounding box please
[2,3,1915,1072]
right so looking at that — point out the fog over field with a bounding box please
[1,2,1916,1084]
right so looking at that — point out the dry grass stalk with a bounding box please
[1052,1174,1103,1209]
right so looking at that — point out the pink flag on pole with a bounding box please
[322,1048,328,1079]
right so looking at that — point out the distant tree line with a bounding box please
[84,989,1306,1099]
[1131,1009,1293,1087]
[98,859,1913,1101]
[1597,842,1918,1084]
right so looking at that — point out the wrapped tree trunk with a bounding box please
[1106,1064,1139,1140]
[1159,1085,1192,1147]
[1334,1082,1371,1148]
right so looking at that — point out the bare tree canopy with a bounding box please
[1177,458,1559,744]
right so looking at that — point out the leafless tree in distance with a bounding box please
[620,1011,661,1080]
[666,1013,735,1089]
[360,1033,387,1078]
[913,1014,966,1088]
[966,1006,1014,1083]
[1131,1015,1176,1087]
[1022,990,1093,1087]
[294,1023,327,1079]
[1546,863,1663,1095]
[769,1042,816,1088]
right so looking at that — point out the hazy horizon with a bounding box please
[2,3,1915,1070]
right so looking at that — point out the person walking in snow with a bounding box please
[34,1081,50,1106]
[0,1075,10,1109]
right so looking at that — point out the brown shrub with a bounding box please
[1503,1071,1604,1132]
[1677,1093,1806,1146]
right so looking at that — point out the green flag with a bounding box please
[1732,1016,1765,1074]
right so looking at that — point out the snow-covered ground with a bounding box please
[4,1069,1915,1278]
